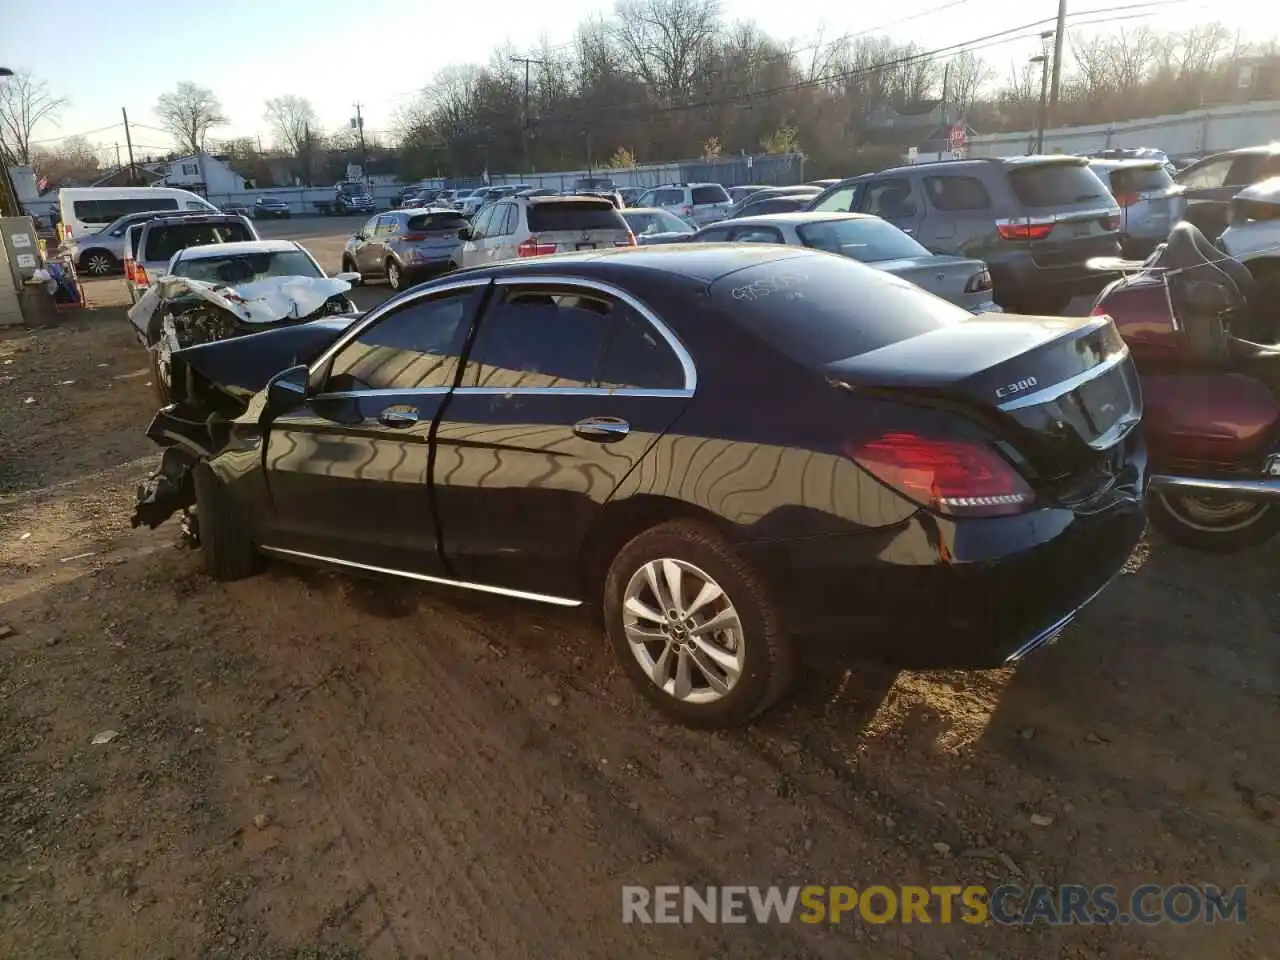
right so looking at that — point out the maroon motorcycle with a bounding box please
[1090,221,1280,552]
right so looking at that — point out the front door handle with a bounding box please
[378,406,419,428]
[573,417,630,442]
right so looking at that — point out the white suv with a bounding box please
[458,195,635,267]
[636,182,732,227]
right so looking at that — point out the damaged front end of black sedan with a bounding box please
[130,316,359,533]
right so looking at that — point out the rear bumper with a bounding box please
[989,245,1121,299]
[740,442,1147,669]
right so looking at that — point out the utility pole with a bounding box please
[352,102,367,188]
[121,107,137,185]
[1047,0,1068,129]
[509,56,545,176]
[938,60,951,162]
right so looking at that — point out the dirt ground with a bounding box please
[0,287,1277,960]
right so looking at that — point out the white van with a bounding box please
[58,186,218,241]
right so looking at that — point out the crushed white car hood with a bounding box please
[128,275,353,340]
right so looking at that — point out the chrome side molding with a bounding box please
[258,546,584,607]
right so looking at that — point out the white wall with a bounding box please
[968,99,1280,157]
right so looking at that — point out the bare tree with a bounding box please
[945,51,994,117]
[0,70,68,164]
[263,95,318,155]
[30,135,100,186]
[613,0,722,100]
[154,82,228,154]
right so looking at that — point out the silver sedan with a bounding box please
[689,212,1000,313]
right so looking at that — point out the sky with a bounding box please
[0,0,1268,162]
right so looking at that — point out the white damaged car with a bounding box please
[127,239,361,403]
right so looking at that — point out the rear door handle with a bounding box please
[378,406,419,428]
[573,417,630,442]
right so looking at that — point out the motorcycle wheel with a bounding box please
[1149,490,1280,553]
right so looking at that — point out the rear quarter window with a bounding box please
[1108,165,1173,195]
[709,254,968,366]
[924,176,992,211]
[1008,163,1110,207]
[527,201,627,233]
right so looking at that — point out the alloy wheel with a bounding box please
[388,262,401,290]
[621,558,746,704]
[84,253,112,275]
[1155,490,1272,533]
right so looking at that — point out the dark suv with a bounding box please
[806,157,1122,314]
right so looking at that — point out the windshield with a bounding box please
[337,183,366,196]
[709,255,968,366]
[623,210,689,234]
[170,250,323,284]
[796,217,931,262]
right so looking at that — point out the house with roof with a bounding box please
[90,163,166,187]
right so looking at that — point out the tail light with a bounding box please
[128,262,149,286]
[964,268,993,293]
[1114,193,1139,208]
[615,232,638,247]
[1102,213,1121,231]
[400,233,427,242]
[1090,307,1112,318]
[844,431,1034,518]
[517,237,557,257]
[995,218,1054,241]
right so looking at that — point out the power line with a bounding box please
[535,1,1188,126]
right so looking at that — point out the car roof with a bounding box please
[448,242,814,285]
[175,239,301,259]
[710,212,874,227]
[1088,158,1166,171]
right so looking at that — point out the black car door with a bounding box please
[259,280,491,574]
[431,278,695,600]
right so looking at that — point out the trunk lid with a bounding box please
[826,314,1142,485]
[873,254,985,301]
[526,199,633,252]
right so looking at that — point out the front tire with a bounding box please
[602,521,795,728]
[342,255,357,274]
[1149,489,1280,552]
[386,259,404,291]
[193,462,263,581]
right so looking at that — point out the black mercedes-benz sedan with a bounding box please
[132,244,1147,728]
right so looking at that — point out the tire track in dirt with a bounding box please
[228,569,829,959]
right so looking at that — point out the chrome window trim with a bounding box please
[491,274,697,394]
[997,342,1129,412]
[258,546,582,607]
[307,276,494,381]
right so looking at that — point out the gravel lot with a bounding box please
[0,219,1275,959]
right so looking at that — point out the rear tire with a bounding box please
[1149,490,1280,553]
[341,255,357,274]
[80,250,117,276]
[193,462,263,581]
[602,520,795,728]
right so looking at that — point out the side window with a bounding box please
[361,215,379,237]
[1178,157,1233,190]
[656,188,683,206]
[731,226,784,244]
[494,204,516,236]
[598,307,686,391]
[470,206,495,239]
[812,185,861,213]
[325,288,481,392]
[923,176,991,211]
[374,215,396,236]
[694,226,733,242]
[462,289,613,390]
[185,201,208,211]
[861,179,918,218]
[1226,155,1262,187]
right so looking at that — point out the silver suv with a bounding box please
[457,195,634,267]
[637,182,732,226]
